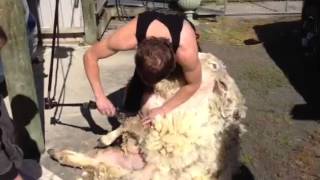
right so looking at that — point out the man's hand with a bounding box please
[96,96,116,117]
[141,106,166,126]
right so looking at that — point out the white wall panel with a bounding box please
[38,0,84,33]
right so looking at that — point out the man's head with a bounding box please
[135,37,176,86]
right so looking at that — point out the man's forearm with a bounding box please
[83,37,118,99]
[83,52,106,99]
[161,83,200,113]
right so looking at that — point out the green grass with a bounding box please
[199,17,260,46]
[239,63,289,97]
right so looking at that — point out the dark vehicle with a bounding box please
[301,0,320,58]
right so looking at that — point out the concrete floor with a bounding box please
[40,45,137,179]
[4,39,137,179]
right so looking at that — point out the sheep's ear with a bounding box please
[213,80,228,96]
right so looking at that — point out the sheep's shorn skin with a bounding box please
[48,53,247,180]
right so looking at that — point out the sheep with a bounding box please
[48,52,247,180]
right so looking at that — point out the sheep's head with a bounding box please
[121,132,140,155]
[122,116,149,143]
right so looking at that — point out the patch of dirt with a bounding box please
[199,16,299,46]
[286,129,320,180]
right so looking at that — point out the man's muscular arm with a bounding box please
[163,21,201,113]
[142,21,201,124]
[83,17,138,116]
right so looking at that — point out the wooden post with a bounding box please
[81,0,98,44]
[0,0,45,157]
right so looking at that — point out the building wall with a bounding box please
[37,0,84,33]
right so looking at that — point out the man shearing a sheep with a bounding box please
[50,11,247,179]
[84,11,201,124]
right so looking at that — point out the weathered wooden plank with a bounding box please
[0,0,45,157]
[81,0,98,44]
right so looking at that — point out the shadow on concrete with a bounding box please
[252,20,320,121]
[11,95,42,161]
[53,46,75,59]
[51,99,109,135]
[55,87,126,133]
[11,95,43,179]
[80,106,108,135]
[48,46,75,122]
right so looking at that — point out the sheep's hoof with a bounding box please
[95,138,108,148]
[96,135,117,148]
[47,148,55,156]
[47,148,61,161]
[97,128,123,147]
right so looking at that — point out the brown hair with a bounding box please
[135,37,176,86]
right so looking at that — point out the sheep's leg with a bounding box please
[48,148,132,178]
[98,126,124,146]
[94,148,145,171]
[47,149,100,169]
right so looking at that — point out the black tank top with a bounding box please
[136,11,185,52]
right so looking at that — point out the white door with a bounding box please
[38,0,84,33]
